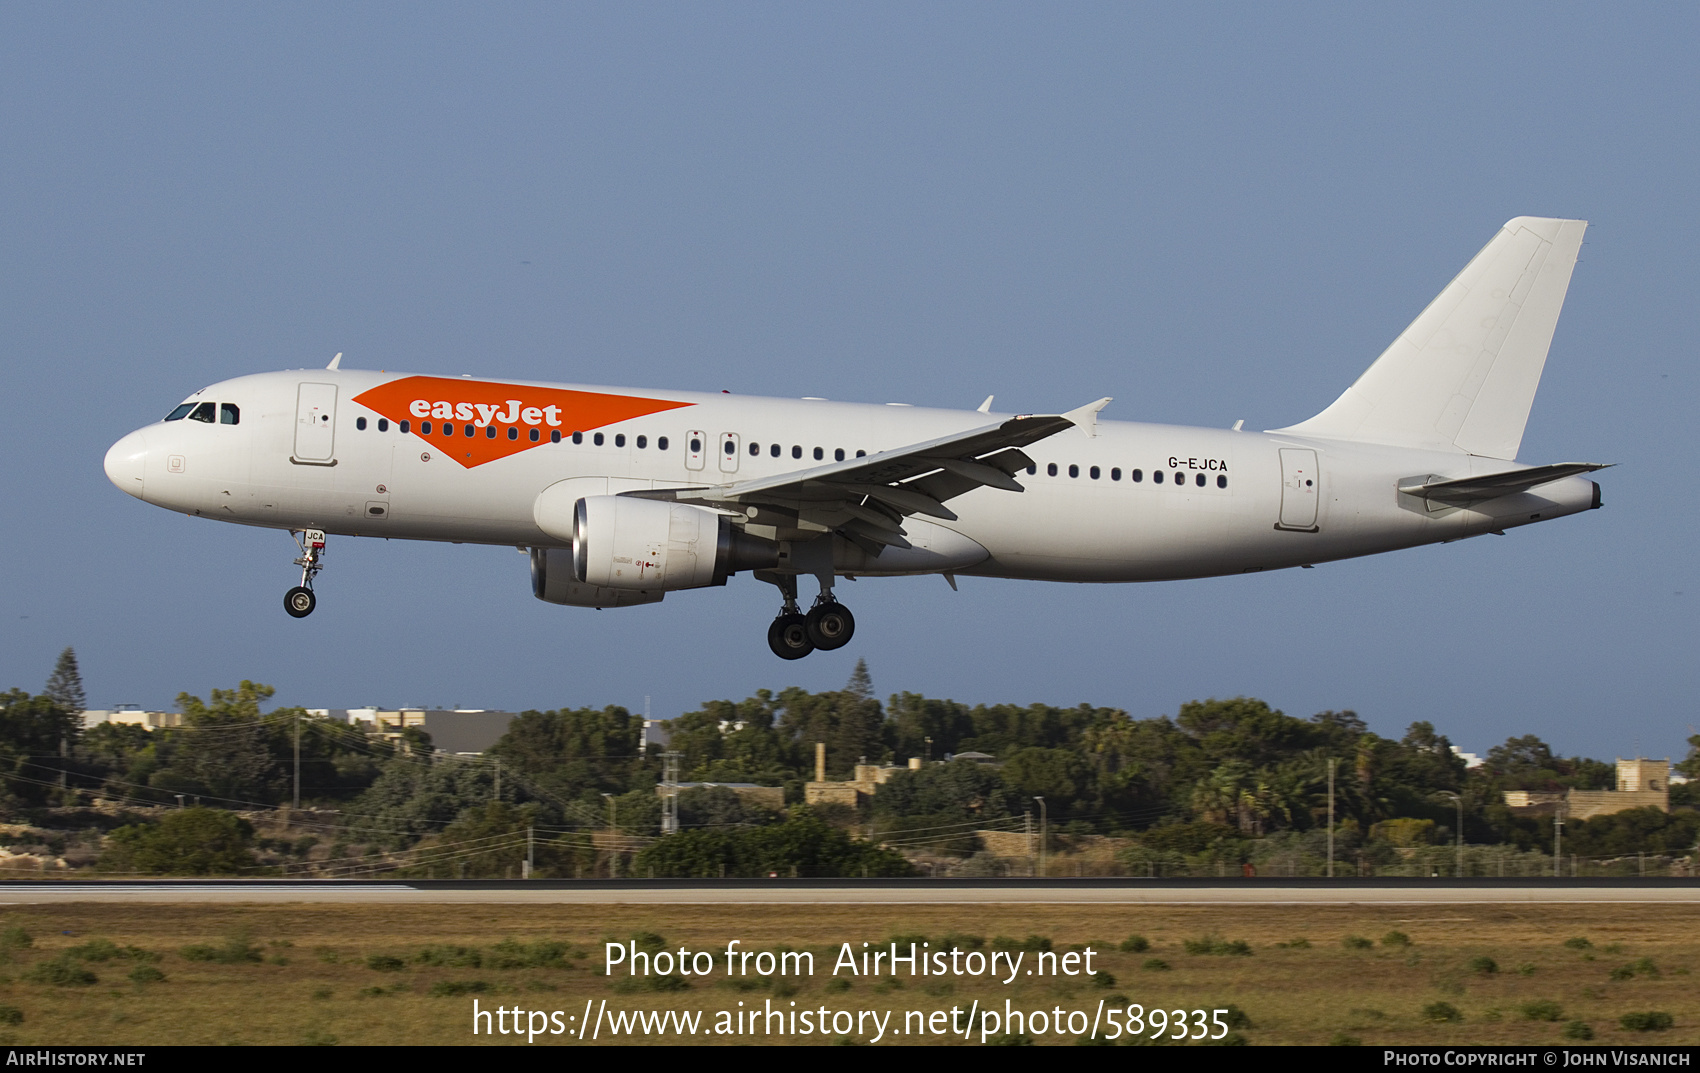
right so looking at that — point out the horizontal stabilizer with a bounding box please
[1398,462,1610,505]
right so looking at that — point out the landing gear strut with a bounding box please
[285,529,326,618]
[761,571,855,659]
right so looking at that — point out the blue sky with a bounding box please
[3,5,1695,762]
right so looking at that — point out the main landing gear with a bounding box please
[284,529,326,619]
[764,574,855,660]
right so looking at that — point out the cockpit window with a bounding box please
[220,404,240,425]
[188,402,217,423]
[164,403,195,421]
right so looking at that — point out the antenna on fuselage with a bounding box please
[326,352,343,370]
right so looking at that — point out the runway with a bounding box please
[1,878,1697,905]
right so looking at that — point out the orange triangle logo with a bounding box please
[352,376,694,469]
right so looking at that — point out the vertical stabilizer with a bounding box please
[1275,217,1586,460]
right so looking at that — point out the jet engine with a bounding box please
[566,495,778,592]
[530,547,664,608]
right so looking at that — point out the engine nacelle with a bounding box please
[570,495,778,591]
[530,547,664,608]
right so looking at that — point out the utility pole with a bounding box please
[1326,758,1337,878]
[661,751,681,835]
[1438,791,1463,877]
[603,792,618,879]
[524,825,534,880]
[293,710,302,814]
[1026,799,1040,884]
[1024,809,1034,875]
[493,757,501,801]
[1553,801,1565,878]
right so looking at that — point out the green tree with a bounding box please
[42,649,85,717]
[635,808,916,878]
[99,808,261,875]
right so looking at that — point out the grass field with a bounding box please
[0,901,1693,1046]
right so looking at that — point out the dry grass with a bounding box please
[0,901,1693,1045]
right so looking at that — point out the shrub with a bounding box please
[1329,1033,1362,1046]
[1423,1002,1463,1023]
[365,955,405,972]
[1467,956,1498,975]
[1184,934,1251,956]
[429,980,492,997]
[1219,1005,1252,1029]
[23,958,96,987]
[1619,1011,1674,1032]
[1380,931,1411,948]
[1520,1000,1563,1022]
[100,808,261,875]
[127,965,165,985]
[1563,1021,1594,1040]
[1089,971,1117,989]
[181,931,262,964]
[1609,965,1635,981]
[0,1006,22,1025]
[1119,935,1150,953]
[1563,937,1592,951]
[1342,935,1373,950]
[1141,958,1170,972]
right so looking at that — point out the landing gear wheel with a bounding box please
[806,602,855,650]
[767,614,814,660]
[284,586,316,618]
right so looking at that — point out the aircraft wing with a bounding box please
[628,399,1110,552]
[1397,462,1611,506]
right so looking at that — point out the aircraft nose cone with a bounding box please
[104,429,149,499]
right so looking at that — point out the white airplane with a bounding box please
[105,217,1606,659]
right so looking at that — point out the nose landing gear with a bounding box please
[284,529,326,619]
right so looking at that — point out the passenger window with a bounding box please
[465,424,474,437]
[689,436,700,452]
[508,427,519,441]
[550,430,561,443]
[421,421,432,434]
[485,426,496,439]
[658,436,668,451]
[1131,468,1142,482]
[749,442,759,456]
[377,418,389,432]
[164,403,195,421]
[615,434,626,447]
[1195,473,1205,487]
[835,448,845,461]
[356,416,367,431]
[813,447,823,460]
[1026,464,1037,475]
[529,428,539,442]
[594,433,605,446]
[856,450,866,457]
[1152,470,1162,484]
[770,443,780,458]
[443,423,453,437]
[637,435,648,449]
[400,420,411,434]
[1111,467,1121,481]
[724,440,735,455]
[1217,475,1228,489]
[792,445,802,459]
[1047,463,1058,477]
[221,404,240,425]
[1068,464,1079,478]
[1089,466,1100,480]
[189,402,216,423]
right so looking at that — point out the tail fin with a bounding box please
[1275,217,1587,460]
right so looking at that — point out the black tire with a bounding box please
[767,613,814,660]
[806,602,855,650]
[284,586,316,618]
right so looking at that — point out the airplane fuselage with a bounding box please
[105,367,1599,586]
